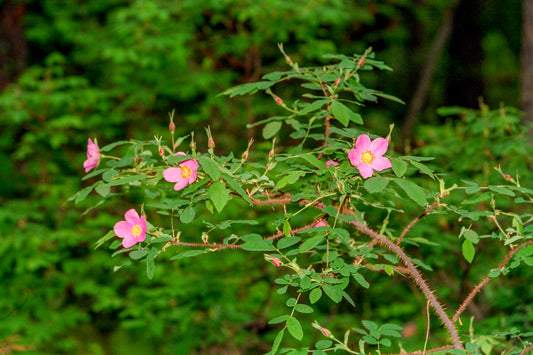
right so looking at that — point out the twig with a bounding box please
[453,240,533,322]
[397,200,439,245]
[520,344,533,355]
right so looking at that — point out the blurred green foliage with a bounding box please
[0,0,528,353]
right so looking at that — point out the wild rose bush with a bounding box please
[75,47,533,354]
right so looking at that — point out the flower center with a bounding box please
[131,224,142,237]
[361,150,375,164]
[181,166,192,179]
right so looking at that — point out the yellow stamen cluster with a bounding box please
[361,150,375,164]
[131,224,142,237]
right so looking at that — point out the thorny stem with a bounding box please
[256,193,464,349]
[452,240,533,322]
[397,200,439,245]
[346,218,463,349]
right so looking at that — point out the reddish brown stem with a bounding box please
[397,200,439,245]
[520,344,533,355]
[346,219,463,349]
[452,240,533,322]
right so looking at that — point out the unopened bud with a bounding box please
[208,137,215,149]
[335,77,341,86]
[320,327,332,337]
[274,96,283,105]
[241,151,248,160]
[269,149,274,157]
[169,121,175,132]
[190,140,196,149]
[158,146,164,156]
[270,257,282,267]
[358,56,366,67]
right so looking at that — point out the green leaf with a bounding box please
[107,175,147,186]
[488,185,515,197]
[462,240,475,263]
[283,220,291,237]
[364,177,389,193]
[272,329,284,355]
[268,314,290,325]
[309,288,322,304]
[462,192,491,205]
[323,285,343,303]
[286,317,304,340]
[263,121,282,139]
[209,181,229,213]
[170,250,206,260]
[299,234,324,253]
[299,99,329,114]
[95,182,110,197]
[300,154,326,170]
[352,273,370,288]
[331,101,363,126]
[390,158,407,177]
[294,304,314,314]
[94,230,115,249]
[180,206,195,224]
[316,340,333,350]
[199,157,220,181]
[146,248,155,280]
[241,240,275,251]
[221,173,252,204]
[463,229,479,244]
[129,250,148,260]
[75,185,94,205]
[393,179,426,207]
[278,236,301,249]
[362,320,378,331]
[409,160,434,179]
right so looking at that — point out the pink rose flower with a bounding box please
[83,138,100,173]
[114,209,147,248]
[325,160,339,168]
[163,152,199,191]
[348,134,392,179]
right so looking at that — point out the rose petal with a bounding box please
[114,221,133,239]
[370,137,389,156]
[87,139,100,158]
[182,159,199,170]
[187,169,198,184]
[355,134,371,151]
[371,156,392,171]
[124,209,140,224]
[173,178,189,191]
[139,215,147,232]
[163,167,182,182]
[348,148,361,166]
[358,164,374,179]
[83,158,97,173]
[122,236,138,248]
